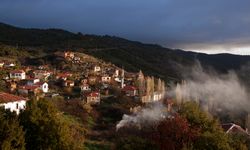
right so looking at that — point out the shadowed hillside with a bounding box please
[1,22,250,82]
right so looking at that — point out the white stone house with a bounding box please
[18,82,49,95]
[4,62,16,68]
[101,76,112,83]
[122,85,137,97]
[10,70,26,80]
[94,66,101,72]
[80,84,91,91]
[27,78,40,85]
[114,69,119,77]
[0,92,28,114]
[26,78,48,93]
[34,82,49,93]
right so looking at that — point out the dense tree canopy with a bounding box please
[153,115,200,150]
[0,108,25,150]
[178,101,246,150]
[19,99,84,150]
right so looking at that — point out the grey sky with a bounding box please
[0,0,250,54]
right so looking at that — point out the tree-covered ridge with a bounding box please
[1,22,250,82]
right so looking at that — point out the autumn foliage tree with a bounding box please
[179,101,233,150]
[153,115,200,150]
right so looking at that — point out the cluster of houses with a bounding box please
[1,50,250,138]
[0,51,166,114]
[8,69,49,96]
[0,61,16,68]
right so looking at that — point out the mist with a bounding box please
[171,62,250,113]
[116,103,168,131]
[116,61,250,130]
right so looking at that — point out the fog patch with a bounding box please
[171,61,250,112]
[116,103,168,131]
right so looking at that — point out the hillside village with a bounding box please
[1,19,250,149]
[0,50,250,149]
[0,50,166,115]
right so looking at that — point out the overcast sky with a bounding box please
[0,0,250,54]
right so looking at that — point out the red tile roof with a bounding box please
[56,72,72,78]
[19,85,39,90]
[0,92,28,103]
[122,85,137,91]
[221,123,248,134]
[10,70,25,74]
[33,70,49,74]
[34,82,46,86]
[87,92,100,97]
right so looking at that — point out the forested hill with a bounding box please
[1,22,250,81]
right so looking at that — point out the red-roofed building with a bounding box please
[86,92,100,104]
[101,76,112,83]
[33,70,51,80]
[27,78,40,85]
[80,83,91,91]
[122,85,137,97]
[18,81,49,95]
[10,70,26,80]
[56,72,73,81]
[18,85,40,96]
[4,62,16,68]
[0,92,28,114]
[222,123,249,135]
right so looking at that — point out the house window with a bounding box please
[16,103,19,109]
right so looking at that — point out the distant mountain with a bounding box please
[1,22,250,82]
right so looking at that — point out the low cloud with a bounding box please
[170,62,250,112]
